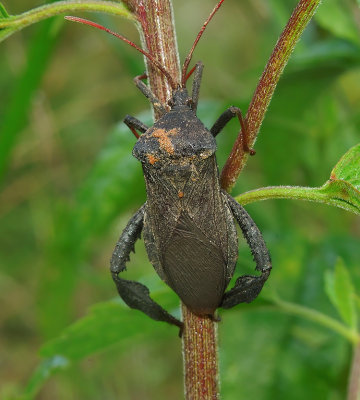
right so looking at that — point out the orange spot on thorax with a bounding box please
[151,128,179,155]
[147,154,159,165]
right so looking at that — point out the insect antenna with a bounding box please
[181,0,226,87]
[64,16,177,89]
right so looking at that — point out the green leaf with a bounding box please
[21,356,69,400]
[37,118,146,337]
[235,143,360,215]
[324,258,357,329]
[355,294,360,311]
[317,143,360,214]
[0,2,9,18]
[40,299,175,361]
[330,143,360,189]
[22,298,175,398]
[317,179,360,214]
[315,0,360,45]
[0,17,61,180]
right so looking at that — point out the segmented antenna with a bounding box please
[65,0,225,90]
[181,0,225,86]
[64,16,177,89]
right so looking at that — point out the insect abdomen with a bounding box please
[162,211,227,315]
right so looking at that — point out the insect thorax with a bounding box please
[133,105,216,166]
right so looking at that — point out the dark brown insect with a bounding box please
[66,0,272,332]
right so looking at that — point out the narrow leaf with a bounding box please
[0,18,60,180]
[40,299,174,361]
[22,298,175,398]
[0,2,9,18]
[324,258,357,329]
[315,0,360,45]
[37,118,145,337]
[21,356,69,400]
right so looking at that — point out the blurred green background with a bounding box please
[1,0,360,398]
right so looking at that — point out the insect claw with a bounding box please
[178,323,185,338]
[207,313,221,322]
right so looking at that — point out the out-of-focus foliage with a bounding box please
[0,0,359,399]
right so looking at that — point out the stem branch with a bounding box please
[234,182,360,216]
[271,297,359,344]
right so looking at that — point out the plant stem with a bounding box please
[182,304,219,399]
[122,1,219,398]
[348,341,360,400]
[220,0,321,191]
[234,181,360,216]
[123,0,180,118]
[0,1,133,43]
[235,185,328,205]
[270,297,359,345]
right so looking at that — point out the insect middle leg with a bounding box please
[210,106,255,155]
[221,192,272,309]
[110,204,183,331]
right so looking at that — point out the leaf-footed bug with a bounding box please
[66,0,272,333]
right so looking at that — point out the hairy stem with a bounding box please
[182,305,219,399]
[235,185,331,205]
[234,182,360,216]
[220,0,321,191]
[122,0,219,398]
[123,0,180,119]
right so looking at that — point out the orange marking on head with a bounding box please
[151,128,179,155]
[147,154,159,165]
[178,191,184,198]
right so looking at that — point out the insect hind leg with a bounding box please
[111,204,183,331]
[220,192,272,309]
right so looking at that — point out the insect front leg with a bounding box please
[190,61,204,113]
[221,192,272,309]
[110,204,183,330]
[124,115,149,138]
[210,106,255,155]
[134,74,167,116]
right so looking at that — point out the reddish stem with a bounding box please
[182,304,219,399]
[220,0,321,191]
[123,0,180,119]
